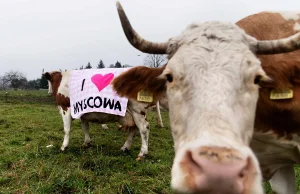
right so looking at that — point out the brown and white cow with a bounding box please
[111,2,300,194]
[235,12,300,194]
[44,70,161,160]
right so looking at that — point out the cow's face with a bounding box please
[163,23,266,194]
[44,71,62,97]
[114,2,300,193]
[47,80,53,95]
[113,24,266,194]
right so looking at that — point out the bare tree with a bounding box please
[0,76,6,90]
[2,70,27,89]
[144,54,167,68]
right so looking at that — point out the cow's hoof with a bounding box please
[82,142,91,147]
[136,156,144,161]
[60,146,66,151]
[121,147,130,152]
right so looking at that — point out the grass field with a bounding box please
[0,90,298,193]
[0,89,48,97]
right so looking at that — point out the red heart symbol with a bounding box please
[91,73,114,92]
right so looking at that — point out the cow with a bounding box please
[44,70,161,160]
[235,12,300,194]
[47,76,166,129]
[111,2,300,193]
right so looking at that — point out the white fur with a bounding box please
[162,21,265,193]
[57,71,71,98]
[155,101,164,127]
[59,106,72,151]
[279,12,300,21]
[47,80,53,95]
[81,120,91,146]
[121,129,136,151]
[294,22,300,31]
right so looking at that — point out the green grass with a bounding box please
[0,101,174,193]
[0,89,54,104]
[0,89,48,97]
[0,90,299,193]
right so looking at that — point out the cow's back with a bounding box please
[237,12,300,138]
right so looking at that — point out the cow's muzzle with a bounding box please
[174,146,256,194]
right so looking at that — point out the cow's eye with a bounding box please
[254,75,261,84]
[166,74,173,82]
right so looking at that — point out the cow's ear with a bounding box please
[112,65,167,102]
[44,72,52,81]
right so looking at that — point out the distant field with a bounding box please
[0,89,48,96]
[0,90,298,193]
[0,89,54,104]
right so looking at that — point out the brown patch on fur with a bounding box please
[56,93,70,111]
[111,65,167,102]
[140,111,146,116]
[45,71,71,111]
[237,12,300,137]
[179,151,199,191]
[45,71,62,97]
[198,146,243,162]
[118,112,136,132]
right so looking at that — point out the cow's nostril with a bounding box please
[239,170,245,178]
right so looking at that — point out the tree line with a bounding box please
[0,54,167,90]
[77,60,132,70]
[0,60,132,90]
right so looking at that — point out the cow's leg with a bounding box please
[60,108,72,151]
[156,101,164,128]
[269,165,296,194]
[132,112,149,160]
[81,120,91,147]
[101,124,109,130]
[121,128,136,151]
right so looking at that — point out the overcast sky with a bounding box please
[1,0,300,80]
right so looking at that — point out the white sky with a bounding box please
[1,0,300,80]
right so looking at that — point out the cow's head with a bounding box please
[44,71,62,96]
[112,2,300,193]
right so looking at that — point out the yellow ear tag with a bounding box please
[270,89,293,100]
[137,89,153,102]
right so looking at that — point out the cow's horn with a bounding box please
[254,32,300,54]
[116,2,168,54]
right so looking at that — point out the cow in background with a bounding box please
[112,2,300,193]
[45,70,161,160]
[47,73,167,129]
